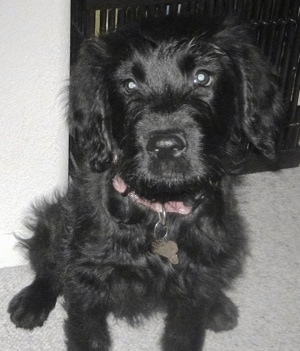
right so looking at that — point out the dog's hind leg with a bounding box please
[8,199,64,329]
[206,291,239,332]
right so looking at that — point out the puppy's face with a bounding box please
[69,16,283,202]
[109,41,238,200]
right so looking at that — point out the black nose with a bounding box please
[146,133,186,159]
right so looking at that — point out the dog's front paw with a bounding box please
[207,293,239,332]
[8,279,57,330]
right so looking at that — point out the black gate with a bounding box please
[70,0,300,175]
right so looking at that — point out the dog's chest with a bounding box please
[100,254,191,317]
[103,221,195,298]
[67,215,207,319]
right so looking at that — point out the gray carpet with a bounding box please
[1,168,300,351]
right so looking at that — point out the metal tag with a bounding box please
[151,240,179,265]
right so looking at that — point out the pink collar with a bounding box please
[113,175,192,215]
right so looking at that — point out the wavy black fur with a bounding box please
[8,15,283,351]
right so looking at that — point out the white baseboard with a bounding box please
[0,232,28,268]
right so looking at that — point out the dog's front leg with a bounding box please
[65,305,110,351]
[162,299,210,351]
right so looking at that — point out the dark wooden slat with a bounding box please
[288,46,300,124]
[147,4,158,17]
[283,20,299,105]
[273,0,290,69]
[196,0,207,15]
[116,7,126,27]
[256,1,273,55]
[100,10,107,33]
[206,0,215,16]
[290,0,300,21]
[243,0,254,21]
[234,0,245,16]
[107,8,116,32]
[279,0,292,20]
[252,0,263,20]
[135,5,147,19]
[126,7,135,23]
[214,0,225,16]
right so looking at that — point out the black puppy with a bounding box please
[8,15,282,351]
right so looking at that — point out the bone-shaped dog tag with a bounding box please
[152,240,179,265]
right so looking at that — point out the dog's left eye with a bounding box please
[193,70,212,87]
[123,79,138,94]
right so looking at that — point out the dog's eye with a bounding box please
[193,70,212,87]
[124,79,138,94]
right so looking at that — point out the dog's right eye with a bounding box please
[193,70,212,87]
[123,79,138,94]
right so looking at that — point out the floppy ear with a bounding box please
[214,20,284,159]
[69,38,113,172]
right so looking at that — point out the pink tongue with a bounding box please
[112,176,192,215]
[164,201,192,214]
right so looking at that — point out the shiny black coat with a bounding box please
[8,15,282,351]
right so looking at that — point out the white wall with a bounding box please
[0,0,70,267]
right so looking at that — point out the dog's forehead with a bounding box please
[140,43,183,81]
[117,39,224,85]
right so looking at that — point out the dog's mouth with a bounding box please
[112,175,208,215]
